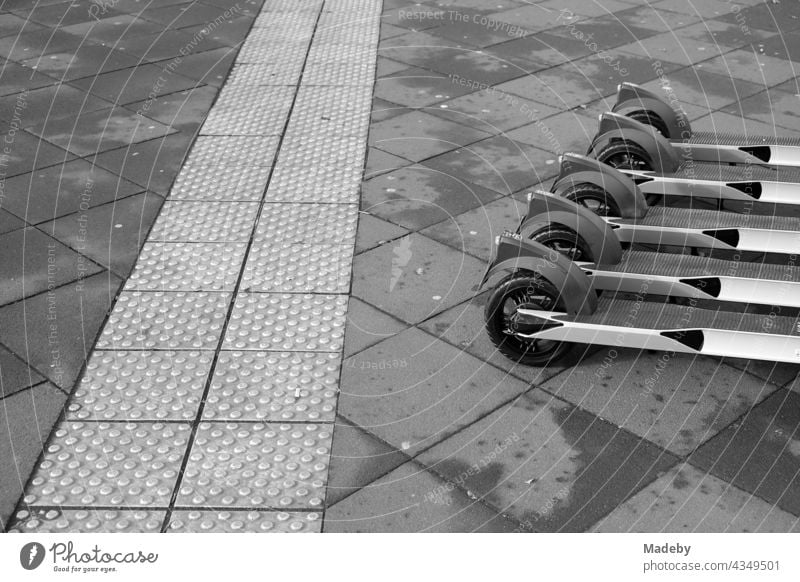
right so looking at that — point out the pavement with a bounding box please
[1,0,800,533]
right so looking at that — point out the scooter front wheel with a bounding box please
[484,272,575,365]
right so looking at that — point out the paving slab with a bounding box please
[342,297,408,358]
[12,0,126,27]
[324,460,520,532]
[21,45,142,82]
[360,164,502,231]
[374,66,479,109]
[0,84,113,126]
[691,389,800,517]
[0,227,103,306]
[0,272,122,391]
[0,123,74,178]
[69,63,203,106]
[418,390,677,532]
[124,85,219,133]
[0,344,44,400]
[714,1,800,34]
[721,88,800,134]
[594,462,800,532]
[0,158,143,224]
[167,510,321,533]
[0,383,67,531]
[364,146,413,178]
[0,61,60,97]
[0,28,95,62]
[541,350,779,456]
[337,326,531,457]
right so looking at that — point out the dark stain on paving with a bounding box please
[433,458,506,507]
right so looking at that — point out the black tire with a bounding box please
[562,182,621,217]
[595,140,662,206]
[484,273,574,365]
[628,110,669,137]
[528,226,595,262]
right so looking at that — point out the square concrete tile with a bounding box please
[101,28,227,62]
[418,390,678,531]
[0,28,93,61]
[324,460,520,532]
[715,1,800,34]
[60,13,166,44]
[0,61,59,96]
[418,291,596,386]
[0,125,73,178]
[0,84,113,125]
[536,0,631,18]
[594,462,800,532]
[638,66,766,110]
[429,89,560,134]
[542,350,779,455]
[671,19,775,49]
[354,213,409,255]
[504,110,597,157]
[432,13,535,48]
[90,133,194,195]
[377,30,462,69]
[26,106,177,157]
[0,14,44,37]
[374,67,478,108]
[69,64,201,105]
[361,165,503,231]
[0,227,103,306]
[616,32,731,67]
[18,0,125,27]
[124,86,218,133]
[369,110,492,162]
[484,4,581,34]
[610,4,701,34]
[494,66,616,110]
[0,383,67,530]
[756,31,800,61]
[364,147,412,178]
[420,195,526,261]
[0,158,143,224]
[691,389,800,517]
[655,0,748,18]
[352,233,486,325]
[371,99,408,124]
[695,49,800,87]
[325,416,409,507]
[22,45,141,81]
[0,345,44,399]
[382,6,447,32]
[41,191,163,278]
[338,326,531,456]
[422,135,555,194]
[150,47,236,88]
[420,48,535,87]
[0,271,122,390]
[376,57,409,78]
[0,209,26,235]
[343,297,408,358]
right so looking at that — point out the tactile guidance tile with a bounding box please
[303,62,376,86]
[125,242,248,292]
[203,351,340,421]
[254,203,358,244]
[169,165,272,201]
[184,136,280,166]
[96,291,231,350]
[148,202,261,242]
[176,423,331,509]
[287,86,372,137]
[236,40,310,64]
[261,0,323,11]
[200,92,295,136]
[226,63,303,86]
[10,509,165,533]
[23,422,191,507]
[67,351,214,422]
[223,293,348,352]
[242,243,353,293]
[214,85,296,109]
[168,510,321,532]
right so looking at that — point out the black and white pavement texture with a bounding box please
[1,0,800,533]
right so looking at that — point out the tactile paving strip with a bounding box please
[214,84,297,110]
[253,203,359,244]
[247,24,316,42]
[96,291,231,350]
[287,86,372,136]
[203,351,339,422]
[148,202,261,242]
[265,159,364,203]
[226,63,303,86]
[307,43,375,64]
[252,12,320,27]
[324,0,382,15]
[10,509,166,532]
[280,134,366,168]
[169,165,272,201]
[23,422,191,507]
[184,136,280,166]
[168,510,321,532]
[68,351,214,422]
[261,0,323,12]
[175,423,331,509]
[125,242,248,292]
[200,99,295,136]
[303,62,376,86]
[236,40,310,64]
[223,293,348,352]
[241,243,353,293]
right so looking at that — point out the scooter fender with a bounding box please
[518,192,623,266]
[612,82,692,140]
[588,112,683,174]
[480,235,597,315]
[553,153,648,219]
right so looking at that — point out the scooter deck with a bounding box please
[607,250,800,281]
[610,206,798,230]
[522,298,800,362]
[671,161,800,183]
[689,131,800,148]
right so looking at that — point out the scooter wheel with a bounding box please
[485,272,574,366]
[628,110,669,137]
[561,183,621,217]
[528,226,595,262]
[596,140,653,172]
